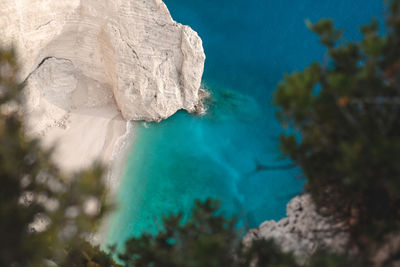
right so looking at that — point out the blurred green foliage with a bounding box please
[275,0,400,256]
[0,49,118,266]
[0,49,299,267]
[117,199,299,267]
[3,0,400,266]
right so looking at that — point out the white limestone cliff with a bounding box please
[0,0,205,172]
[0,0,206,121]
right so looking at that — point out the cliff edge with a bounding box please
[0,0,205,172]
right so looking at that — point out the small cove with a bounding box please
[105,0,384,248]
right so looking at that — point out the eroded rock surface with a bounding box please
[0,0,205,122]
[0,0,205,172]
[244,194,349,264]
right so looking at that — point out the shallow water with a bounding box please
[105,0,384,247]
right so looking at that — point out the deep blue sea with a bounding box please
[105,0,384,247]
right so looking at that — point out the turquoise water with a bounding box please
[106,0,384,247]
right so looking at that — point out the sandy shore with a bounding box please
[25,101,132,175]
[23,94,137,244]
[6,0,205,247]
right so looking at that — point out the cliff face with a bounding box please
[0,0,205,172]
[0,0,205,122]
[244,194,349,264]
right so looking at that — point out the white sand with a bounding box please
[25,98,132,175]
[22,55,135,176]
[5,0,205,247]
[42,107,126,172]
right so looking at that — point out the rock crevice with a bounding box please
[0,0,205,172]
[0,0,206,122]
[244,194,350,264]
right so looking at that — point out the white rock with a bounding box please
[0,0,205,122]
[0,0,205,172]
[244,194,350,264]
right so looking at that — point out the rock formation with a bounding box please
[244,194,349,264]
[0,0,205,121]
[0,0,205,172]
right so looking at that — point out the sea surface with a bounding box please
[105,0,384,247]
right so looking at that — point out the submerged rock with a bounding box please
[0,0,205,122]
[244,194,350,264]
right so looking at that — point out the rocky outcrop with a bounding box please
[0,0,205,122]
[0,0,205,172]
[244,194,349,264]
